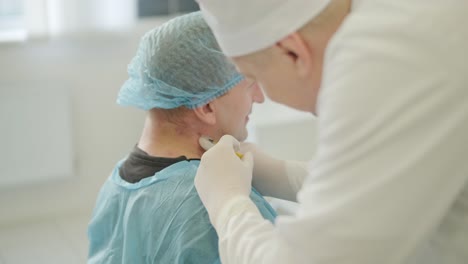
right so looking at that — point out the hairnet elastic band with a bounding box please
[185,74,245,109]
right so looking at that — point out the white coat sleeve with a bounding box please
[214,2,468,264]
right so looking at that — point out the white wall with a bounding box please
[23,0,137,36]
[251,100,317,161]
[0,28,149,225]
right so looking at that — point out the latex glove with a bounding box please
[198,136,307,201]
[195,135,255,229]
[240,142,308,202]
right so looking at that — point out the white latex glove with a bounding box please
[198,137,308,202]
[195,135,255,229]
[240,142,308,202]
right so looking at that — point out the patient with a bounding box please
[87,12,276,264]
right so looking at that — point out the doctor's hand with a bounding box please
[240,142,308,202]
[195,135,254,229]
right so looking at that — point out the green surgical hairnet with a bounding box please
[117,12,244,110]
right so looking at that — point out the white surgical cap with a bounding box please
[197,0,331,57]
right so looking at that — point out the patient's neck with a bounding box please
[137,112,206,159]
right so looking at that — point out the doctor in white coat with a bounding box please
[194,0,468,263]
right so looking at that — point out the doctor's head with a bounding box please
[117,12,264,142]
[197,0,351,114]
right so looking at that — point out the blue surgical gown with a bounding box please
[88,159,277,263]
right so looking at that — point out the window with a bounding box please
[138,0,199,17]
[0,0,26,42]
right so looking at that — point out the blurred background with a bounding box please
[0,0,317,263]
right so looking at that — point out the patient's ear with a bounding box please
[193,102,217,125]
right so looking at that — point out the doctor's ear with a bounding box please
[276,33,313,77]
[193,102,217,125]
